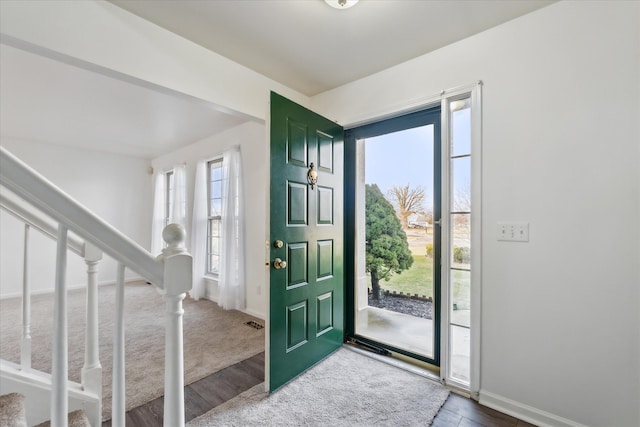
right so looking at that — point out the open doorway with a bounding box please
[344,90,478,391]
[346,107,442,365]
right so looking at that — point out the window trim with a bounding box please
[440,82,482,397]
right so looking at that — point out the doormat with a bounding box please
[187,347,449,426]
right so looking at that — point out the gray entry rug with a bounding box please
[0,281,265,419]
[188,347,449,427]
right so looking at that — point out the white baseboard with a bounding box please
[480,390,588,427]
[199,293,265,321]
[240,307,265,321]
[0,276,146,300]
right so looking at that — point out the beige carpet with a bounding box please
[0,281,265,420]
[188,347,449,426]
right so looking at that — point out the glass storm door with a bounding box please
[345,107,441,365]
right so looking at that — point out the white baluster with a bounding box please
[21,224,31,370]
[112,263,126,426]
[82,242,103,426]
[51,225,68,427]
[159,224,192,427]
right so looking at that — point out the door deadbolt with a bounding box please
[273,240,284,248]
[273,258,287,269]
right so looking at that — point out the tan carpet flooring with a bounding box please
[0,281,265,420]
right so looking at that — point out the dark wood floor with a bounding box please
[102,352,265,427]
[433,393,537,427]
[103,351,534,427]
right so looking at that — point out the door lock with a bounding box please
[273,240,284,248]
[273,258,287,270]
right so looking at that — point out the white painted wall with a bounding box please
[313,2,640,426]
[151,121,267,319]
[0,0,309,122]
[0,139,152,297]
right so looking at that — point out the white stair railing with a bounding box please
[51,225,69,427]
[112,263,126,427]
[0,146,192,427]
[81,242,103,405]
[1,189,103,425]
[1,190,86,373]
[21,224,31,371]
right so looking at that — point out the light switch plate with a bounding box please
[497,222,529,242]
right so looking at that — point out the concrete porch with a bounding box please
[356,306,470,382]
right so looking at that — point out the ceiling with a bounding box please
[0,45,249,158]
[110,0,554,96]
[1,0,554,159]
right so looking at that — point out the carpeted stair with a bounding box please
[0,393,90,427]
[34,410,91,427]
[0,393,27,427]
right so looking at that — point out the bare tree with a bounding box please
[387,184,425,229]
[452,186,471,247]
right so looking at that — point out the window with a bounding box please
[165,170,175,226]
[447,96,472,385]
[441,83,481,396]
[207,159,223,275]
[164,166,186,227]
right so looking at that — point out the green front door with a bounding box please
[269,92,344,391]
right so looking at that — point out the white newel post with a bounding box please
[21,224,31,370]
[159,224,192,427]
[82,242,103,426]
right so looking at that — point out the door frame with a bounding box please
[340,81,482,394]
[265,82,482,395]
[344,106,442,366]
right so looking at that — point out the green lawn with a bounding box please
[380,255,434,297]
[377,255,470,309]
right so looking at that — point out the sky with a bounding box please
[365,125,435,209]
[364,108,471,213]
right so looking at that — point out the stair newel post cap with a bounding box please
[160,224,193,296]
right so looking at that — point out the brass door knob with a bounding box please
[273,258,287,269]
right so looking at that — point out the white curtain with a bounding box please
[171,164,187,229]
[150,164,187,256]
[218,147,246,310]
[150,171,166,256]
[190,160,208,300]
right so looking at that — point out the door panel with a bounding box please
[270,92,344,391]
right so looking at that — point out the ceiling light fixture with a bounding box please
[325,0,359,10]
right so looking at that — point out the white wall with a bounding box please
[0,0,308,122]
[313,2,640,426]
[0,139,153,297]
[152,121,267,319]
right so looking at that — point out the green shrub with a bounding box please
[453,246,470,263]
[425,244,469,263]
[425,243,433,258]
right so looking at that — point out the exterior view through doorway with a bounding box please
[345,107,442,366]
